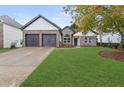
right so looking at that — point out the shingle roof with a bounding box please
[21,14,61,30]
[0,15,22,28]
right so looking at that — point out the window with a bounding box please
[85,37,92,43]
[89,37,92,43]
[85,37,88,43]
[64,34,70,44]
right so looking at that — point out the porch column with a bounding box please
[77,37,80,46]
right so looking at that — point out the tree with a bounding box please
[63,5,124,47]
[63,5,105,45]
[102,6,124,42]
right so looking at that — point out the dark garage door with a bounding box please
[25,34,39,47]
[42,34,56,47]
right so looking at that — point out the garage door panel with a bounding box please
[42,34,56,47]
[25,34,39,47]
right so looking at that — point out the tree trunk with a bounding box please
[99,32,103,46]
[119,32,124,49]
[99,34,102,46]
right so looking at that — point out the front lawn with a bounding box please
[21,47,124,87]
[0,48,12,53]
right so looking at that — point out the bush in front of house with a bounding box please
[59,41,74,48]
[121,40,124,50]
[10,42,17,48]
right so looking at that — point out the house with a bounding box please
[73,32,97,46]
[0,15,23,48]
[61,26,76,46]
[1,14,122,48]
[22,15,61,47]
[97,33,122,43]
[22,14,97,47]
[61,26,97,47]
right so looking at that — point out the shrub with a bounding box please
[97,43,120,49]
[10,42,17,48]
[121,40,124,49]
[59,42,74,48]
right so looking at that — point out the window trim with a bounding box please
[85,37,92,43]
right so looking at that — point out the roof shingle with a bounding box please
[0,15,22,28]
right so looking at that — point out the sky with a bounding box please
[0,5,72,28]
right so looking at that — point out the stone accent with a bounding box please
[61,28,74,45]
[0,23,3,48]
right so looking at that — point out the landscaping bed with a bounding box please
[99,50,124,62]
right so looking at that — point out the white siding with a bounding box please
[24,17,58,30]
[97,33,121,43]
[3,24,23,48]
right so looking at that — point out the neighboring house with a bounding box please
[22,15,97,47]
[97,33,122,43]
[0,15,23,48]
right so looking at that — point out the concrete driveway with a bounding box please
[0,47,54,87]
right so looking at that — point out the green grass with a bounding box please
[21,47,124,87]
[0,48,12,53]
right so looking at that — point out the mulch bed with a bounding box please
[99,50,124,62]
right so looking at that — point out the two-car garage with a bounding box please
[25,34,57,47]
[22,15,61,47]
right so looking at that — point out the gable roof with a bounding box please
[21,14,61,30]
[0,15,22,29]
[61,26,76,33]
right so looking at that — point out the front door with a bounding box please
[74,38,78,46]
